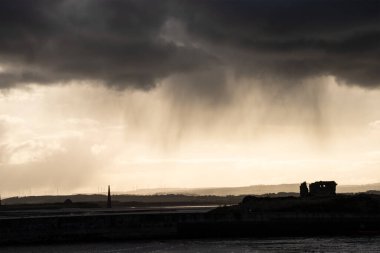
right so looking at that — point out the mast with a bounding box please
[107,185,112,208]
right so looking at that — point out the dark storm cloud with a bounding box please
[0,0,216,89]
[174,0,380,87]
[0,0,379,89]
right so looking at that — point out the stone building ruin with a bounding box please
[299,181,337,197]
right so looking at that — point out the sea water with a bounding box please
[1,237,380,252]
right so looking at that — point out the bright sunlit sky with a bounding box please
[1,76,380,196]
[1,0,380,196]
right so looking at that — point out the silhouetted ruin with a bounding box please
[299,181,337,197]
[310,181,337,196]
[107,185,112,208]
[300,182,308,197]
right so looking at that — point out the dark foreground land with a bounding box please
[1,194,380,244]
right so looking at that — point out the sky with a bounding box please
[0,0,380,196]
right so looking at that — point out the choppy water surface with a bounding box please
[2,237,380,252]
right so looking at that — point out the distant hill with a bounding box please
[126,184,300,196]
[338,183,380,193]
[125,183,380,196]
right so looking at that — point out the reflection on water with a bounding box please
[2,237,380,253]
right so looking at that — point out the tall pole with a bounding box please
[107,185,112,208]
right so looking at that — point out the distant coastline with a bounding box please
[3,181,380,205]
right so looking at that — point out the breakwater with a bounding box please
[1,211,380,244]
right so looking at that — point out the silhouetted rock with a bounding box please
[220,194,380,216]
[63,199,73,206]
